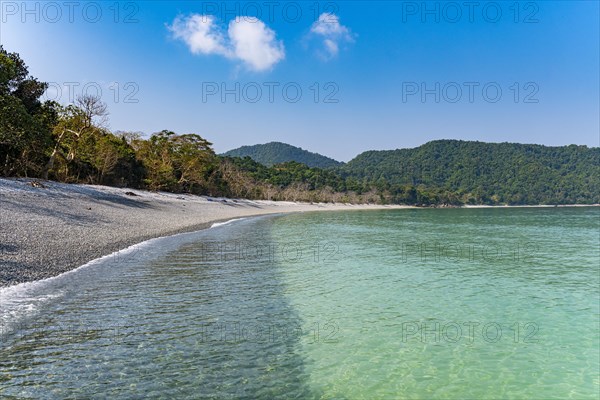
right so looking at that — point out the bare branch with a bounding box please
[75,94,109,127]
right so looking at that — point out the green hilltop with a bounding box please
[340,140,599,205]
[222,142,342,168]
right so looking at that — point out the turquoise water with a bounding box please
[1,208,599,399]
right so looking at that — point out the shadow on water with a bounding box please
[0,215,327,399]
[131,216,317,398]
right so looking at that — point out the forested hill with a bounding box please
[222,142,342,168]
[2,43,598,206]
[340,140,600,204]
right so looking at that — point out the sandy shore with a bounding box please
[0,178,410,287]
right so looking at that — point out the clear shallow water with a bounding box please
[1,208,599,399]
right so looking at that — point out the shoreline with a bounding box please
[461,204,600,208]
[0,178,409,288]
[1,178,597,288]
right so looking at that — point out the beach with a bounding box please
[1,179,598,398]
[0,178,408,287]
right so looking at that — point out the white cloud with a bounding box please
[228,17,285,72]
[323,39,339,57]
[168,15,285,72]
[168,15,229,56]
[309,13,355,60]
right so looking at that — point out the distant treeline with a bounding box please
[1,46,598,205]
[222,141,342,168]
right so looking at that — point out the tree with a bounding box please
[171,133,216,193]
[0,45,55,176]
[43,94,108,179]
[135,130,218,193]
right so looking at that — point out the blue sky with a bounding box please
[1,1,598,161]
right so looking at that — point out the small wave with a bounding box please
[0,217,249,334]
[210,218,246,228]
[0,242,154,336]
